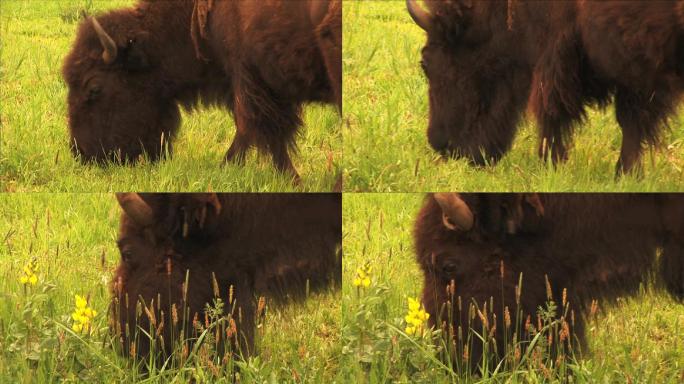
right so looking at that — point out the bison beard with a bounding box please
[62,0,341,183]
[414,193,684,371]
[111,193,342,362]
[408,0,684,175]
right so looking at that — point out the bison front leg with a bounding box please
[659,195,684,300]
[661,239,684,300]
[529,30,586,166]
[231,278,256,357]
[268,136,301,186]
[614,87,672,176]
[262,103,303,185]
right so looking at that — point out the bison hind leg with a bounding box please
[224,129,254,166]
[233,89,303,184]
[613,87,673,176]
[260,104,303,185]
[268,137,301,185]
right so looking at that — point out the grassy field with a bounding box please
[341,194,684,383]
[0,0,341,192]
[342,1,684,192]
[0,194,340,383]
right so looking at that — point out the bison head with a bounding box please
[407,0,532,165]
[112,193,227,360]
[63,16,180,164]
[420,193,545,282]
[415,193,548,368]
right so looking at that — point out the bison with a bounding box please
[111,192,341,361]
[414,193,684,370]
[407,0,684,175]
[62,0,341,183]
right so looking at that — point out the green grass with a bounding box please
[342,1,684,192]
[0,194,340,383]
[0,0,341,192]
[341,193,684,383]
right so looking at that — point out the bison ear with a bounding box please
[180,194,222,238]
[122,38,150,71]
[504,194,544,234]
[523,194,545,217]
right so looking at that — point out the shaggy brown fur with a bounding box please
[414,193,684,370]
[408,0,684,174]
[111,193,341,361]
[62,0,340,182]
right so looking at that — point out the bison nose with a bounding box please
[70,145,99,164]
[427,125,450,154]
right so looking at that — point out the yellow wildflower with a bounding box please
[71,294,97,334]
[19,259,39,286]
[352,262,372,288]
[404,297,430,336]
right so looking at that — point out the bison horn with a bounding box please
[406,0,431,31]
[433,193,474,231]
[91,17,118,64]
[116,193,154,227]
[310,0,329,27]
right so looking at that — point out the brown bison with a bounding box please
[415,193,684,370]
[407,0,684,174]
[111,192,341,361]
[62,0,341,182]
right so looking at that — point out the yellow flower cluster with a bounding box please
[352,262,372,288]
[72,295,97,334]
[19,259,38,286]
[404,297,430,336]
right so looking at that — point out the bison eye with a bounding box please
[420,59,428,74]
[442,262,459,276]
[87,85,102,102]
[121,249,133,263]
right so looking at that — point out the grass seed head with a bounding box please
[560,318,570,343]
[590,299,599,318]
[172,303,178,326]
[211,272,219,297]
[257,296,266,317]
[229,285,234,305]
[144,302,156,327]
